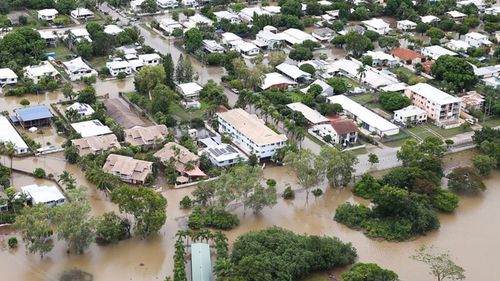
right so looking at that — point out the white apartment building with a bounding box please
[106,59,133,76]
[405,83,461,127]
[37,9,58,21]
[464,32,493,48]
[63,57,97,81]
[362,18,390,35]
[393,105,428,125]
[0,68,18,87]
[217,108,287,160]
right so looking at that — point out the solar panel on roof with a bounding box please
[226,146,237,153]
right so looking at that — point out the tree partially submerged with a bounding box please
[411,245,465,281]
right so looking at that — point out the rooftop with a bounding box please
[104,99,147,129]
[276,63,311,80]
[104,24,124,35]
[38,9,58,16]
[72,134,121,156]
[15,105,53,122]
[71,120,112,137]
[217,108,288,146]
[287,102,329,125]
[63,57,93,73]
[422,45,457,58]
[177,82,203,96]
[330,119,358,134]
[191,243,212,281]
[0,68,17,79]
[103,154,153,182]
[21,184,65,205]
[0,116,28,153]
[124,125,168,147]
[394,105,427,118]
[362,18,389,29]
[280,28,318,45]
[406,83,462,105]
[66,102,95,116]
[204,143,247,163]
[420,15,439,23]
[260,72,297,90]
[390,48,424,61]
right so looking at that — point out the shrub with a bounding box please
[33,168,46,178]
[334,203,371,229]
[179,196,192,209]
[94,212,130,244]
[8,237,18,248]
[283,185,295,200]
[343,263,399,281]
[431,189,459,212]
[352,174,382,199]
[20,98,30,106]
[188,206,239,230]
[117,72,126,79]
[266,178,277,187]
[447,167,486,193]
[312,188,323,197]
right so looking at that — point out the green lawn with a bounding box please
[407,126,437,140]
[389,66,426,84]
[89,56,108,69]
[169,102,209,120]
[340,77,362,90]
[350,93,381,110]
[424,124,472,138]
[480,117,500,128]
[46,45,73,59]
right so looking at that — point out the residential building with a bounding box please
[260,72,297,90]
[405,83,461,127]
[280,28,318,45]
[124,125,168,147]
[37,9,58,21]
[63,57,97,81]
[21,184,65,207]
[338,25,365,35]
[327,95,400,136]
[256,27,285,50]
[464,32,493,48]
[106,59,133,76]
[176,82,203,100]
[104,98,147,129]
[66,102,95,116]
[203,143,247,167]
[301,79,334,96]
[312,27,335,42]
[202,40,224,53]
[131,0,146,11]
[473,65,499,78]
[326,59,399,89]
[217,108,288,159]
[157,0,179,8]
[154,142,206,182]
[446,10,466,21]
[390,48,425,65]
[380,82,408,93]
[421,45,457,60]
[363,51,398,67]
[70,8,94,20]
[0,116,29,154]
[393,105,428,125]
[38,30,57,46]
[139,53,161,65]
[71,120,112,137]
[72,134,121,156]
[104,24,124,35]
[330,119,358,145]
[238,7,267,22]
[191,243,212,281]
[235,41,260,57]
[396,20,417,31]
[287,102,329,125]
[485,6,500,15]
[24,61,60,83]
[0,68,17,87]
[69,28,92,43]
[420,15,440,24]
[183,14,213,29]
[262,5,281,14]
[102,154,153,184]
[362,18,390,35]
[13,105,53,128]
[445,39,471,52]
[460,91,485,110]
[214,11,240,24]
[159,18,183,34]
[181,0,197,7]
[221,32,242,47]
[276,63,312,83]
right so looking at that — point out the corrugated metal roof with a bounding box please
[15,105,53,122]
[191,243,212,281]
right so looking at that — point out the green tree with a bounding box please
[411,245,465,281]
[472,154,496,177]
[289,46,313,61]
[368,153,379,167]
[184,28,203,53]
[281,0,302,17]
[352,174,382,199]
[317,146,358,187]
[327,77,348,94]
[134,65,166,95]
[447,167,486,193]
[426,27,445,40]
[151,84,176,115]
[360,55,373,66]
[379,91,411,111]
[140,0,158,13]
[94,212,130,244]
[14,204,54,258]
[33,168,46,178]
[345,32,373,57]
[77,85,97,104]
[431,55,478,92]
[162,53,175,88]
[283,149,322,200]
[343,263,399,281]
[55,0,76,14]
[111,186,167,238]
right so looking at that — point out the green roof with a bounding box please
[191,243,212,281]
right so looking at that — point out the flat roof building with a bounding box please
[176,82,203,100]
[287,102,329,125]
[0,68,18,87]
[362,18,390,35]
[191,243,212,281]
[393,105,428,125]
[0,116,29,154]
[203,143,247,167]
[71,120,112,138]
[37,9,58,21]
[421,46,457,60]
[21,184,65,206]
[66,102,95,116]
[70,8,94,20]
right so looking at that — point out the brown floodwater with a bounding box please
[0,149,498,281]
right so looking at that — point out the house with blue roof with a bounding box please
[12,105,53,128]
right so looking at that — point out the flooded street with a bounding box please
[0,150,499,281]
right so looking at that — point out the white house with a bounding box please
[393,105,428,125]
[421,45,457,60]
[221,32,242,47]
[202,40,225,53]
[235,41,260,57]
[287,102,329,125]
[280,28,318,45]
[63,57,97,81]
[176,82,203,100]
[37,9,58,21]
[362,18,390,35]
[464,32,493,48]
[159,18,183,34]
[312,27,335,42]
[106,59,133,76]
[256,27,285,50]
[69,28,92,43]
[238,7,267,22]
[445,39,471,52]
[38,30,57,46]
[24,62,60,83]
[214,11,240,24]
[66,102,95,116]
[217,108,287,160]
[157,0,179,8]
[181,0,197,7]
[309,119,358,146]
[396,20,417,31]
[184,14,213,29]
[485,6,500,15]
[446,10,467,21]
[203,143,247,167]
[104,24,124,35]
[420,15,440,24]
[139,53,161,65]
[301,79,334,96]
[70,8,94,20]
[21,184,65,207]
[0,68,18,87]
[363,51,398,67]
[131,0,146,11]
[0,116,29,154]
[276,63,312,82]
[328,95,400,136]
[262,5,281,14]
[260,72,298,90]
[71,120,112,137]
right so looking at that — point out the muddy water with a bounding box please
[0,150,499,281]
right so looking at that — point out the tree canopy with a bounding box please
[431,55,478,92]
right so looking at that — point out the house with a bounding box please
[327,95,400,136]
[461,91,485,110]
[390,48,425,65]
[221,32,242,47]
[184,14,213,29]
[37,9,58,21]
[176,82,203,100]
[154,142,206,182]
[0,68,17,87]
[446,10,466,21]
[69,28,92,43]
[260,72,298,90]
[396,20,417,31]
[203,143,247,167]
[393,105,428,125]
[485,6,500,15]
[338,25,365,35]
[21,184,65,207]
[159,18,183,34]
[157,0,179,8]
[71,120,112,137]
[235,42,260,57]
[0,116,29,154]
[276,63,312,83]
[457,0,486,9]
[287,102,329,125]
[127,55,144,72]
[124,125,168,148]
[139,53,161,65]
[24,62,60,83]
[104,98,147,129]
[362,18,390,35]
[70,8,94,20]
[181,0,197,7]
[405,83,461,127]
[363,51,398,67]
[312,27,335,42]
[473,65,499,78]
[62,57,97,81]
[464,32,493,48]
[255,27,285,50]
[238,7,267,22]
[330,119,359,145]
[301,79,334,96]
[380,82,408,93]
[72,134,121,156]
[13,105,53,128]
[66,102,95,116]
[106,59,133,76]
[102,154,153,184]
[202,40,225,53]
[326,59,400,89]
[38,30,57,46]
[262,5,281,14]
[104,24,124,35]
[131,0,146,11]
[280,28,318,45]
[421,46,457,60]
[217,108,288,160]
[214,11,240,24]
[445,39,471,52]
[420,15,440,24]
[191,243,212,281]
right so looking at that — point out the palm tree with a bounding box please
[294,127,305,149]
[356,65,367,81]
